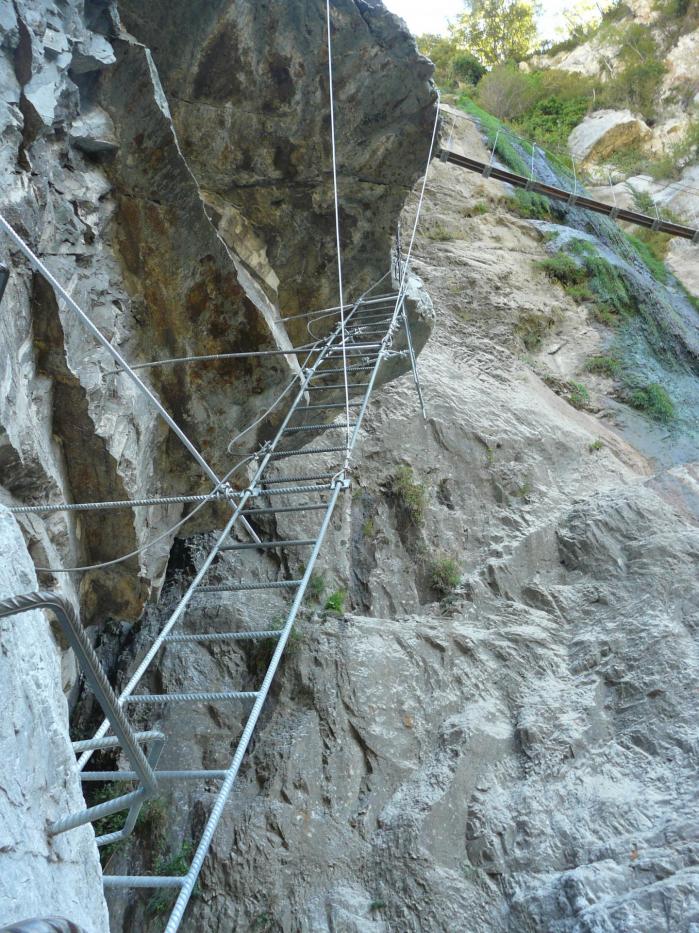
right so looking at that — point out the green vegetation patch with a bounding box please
[428,556,461,596]
[324,590,346,613]
[585,354,622,377]
[627,382,676,422]
[388,465,427,527]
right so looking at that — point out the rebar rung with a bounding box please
[125,691,258,704]
[261,473,336,484]
[242,503,328,515]
[283,422,356,434]
[267,445,348,458]
[299,402,362,412]
[219,538,316,551]
[164,630,282,643]
[306,383,371,392]
[197,579,303,593]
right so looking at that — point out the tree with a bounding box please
[452,0,539,67]
[416,34,485,88]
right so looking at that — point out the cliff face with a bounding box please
[0,1,434,926]
[103,115,699,932]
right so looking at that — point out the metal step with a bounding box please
[313,364,376,375]
[219,538,316,552]
[197,579,303,593]
[261,473,336,484]
[125,691,258,704]
[306,383,370,392]
[164,630,282,644]
[298,402,362,412]
[267,445,348,458]
[283,422,356,434]
[241,503,328,515]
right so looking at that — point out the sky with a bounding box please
[382,0,569,42]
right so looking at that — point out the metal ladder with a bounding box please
[77,288,411,931]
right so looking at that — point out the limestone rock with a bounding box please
[0,508,108,931]
[568,109,651,166]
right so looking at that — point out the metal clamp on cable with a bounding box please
[651,218,662,231]
[217,483,240,503]
[254,441,272,462]
[567,193,578,206]
[331,470,351,490]
[439,148,449,163]
[482,165,493,178]
[610,207,620,220]
[693,229,699,245]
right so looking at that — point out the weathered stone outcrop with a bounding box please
[0,507,109,931]
[568,109,652,166]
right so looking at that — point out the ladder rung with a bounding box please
[261,474,335,484]
[267,445,347,458]
[197,579,303,593]
[164,630,282,643]
[299,402,362,412]
[242,503,328,515]
[219,538,316,551]
[306,383,370,392]
[314,364,376,375]
[283,422,355,434]
[125,691,258,704]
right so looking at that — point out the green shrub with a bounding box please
[627,382,675,421]
[625,231,670,280]
[389,465,427,526]
[585,354,622,376]
[428,556,461,596]
[324,590,346,613]
[510,189,552,220]
[589,439,605,452]
[536,253,586,287]
[516,95,590,153]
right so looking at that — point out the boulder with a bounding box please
[568,109,651,165]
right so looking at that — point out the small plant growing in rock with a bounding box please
[362,517,377,539]
[306,573,326,602]
[324,590,346,613]
[428,556,461,596]
[589,439,604,452]
[568,381,590,410]
[389,465,427,526]
[369,900,387,912]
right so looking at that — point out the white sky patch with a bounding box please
[382,0,570,42]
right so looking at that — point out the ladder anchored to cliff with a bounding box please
[440,147,699,244]
[74,287,417,931]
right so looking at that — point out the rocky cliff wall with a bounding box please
[0,0,434,926]
[102,109,699,932]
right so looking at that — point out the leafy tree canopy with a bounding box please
[452,0,539,67]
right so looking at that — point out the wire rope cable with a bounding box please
[325,0,352,469]
[34,455,256,574]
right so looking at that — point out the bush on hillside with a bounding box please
[476,63,538,120]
